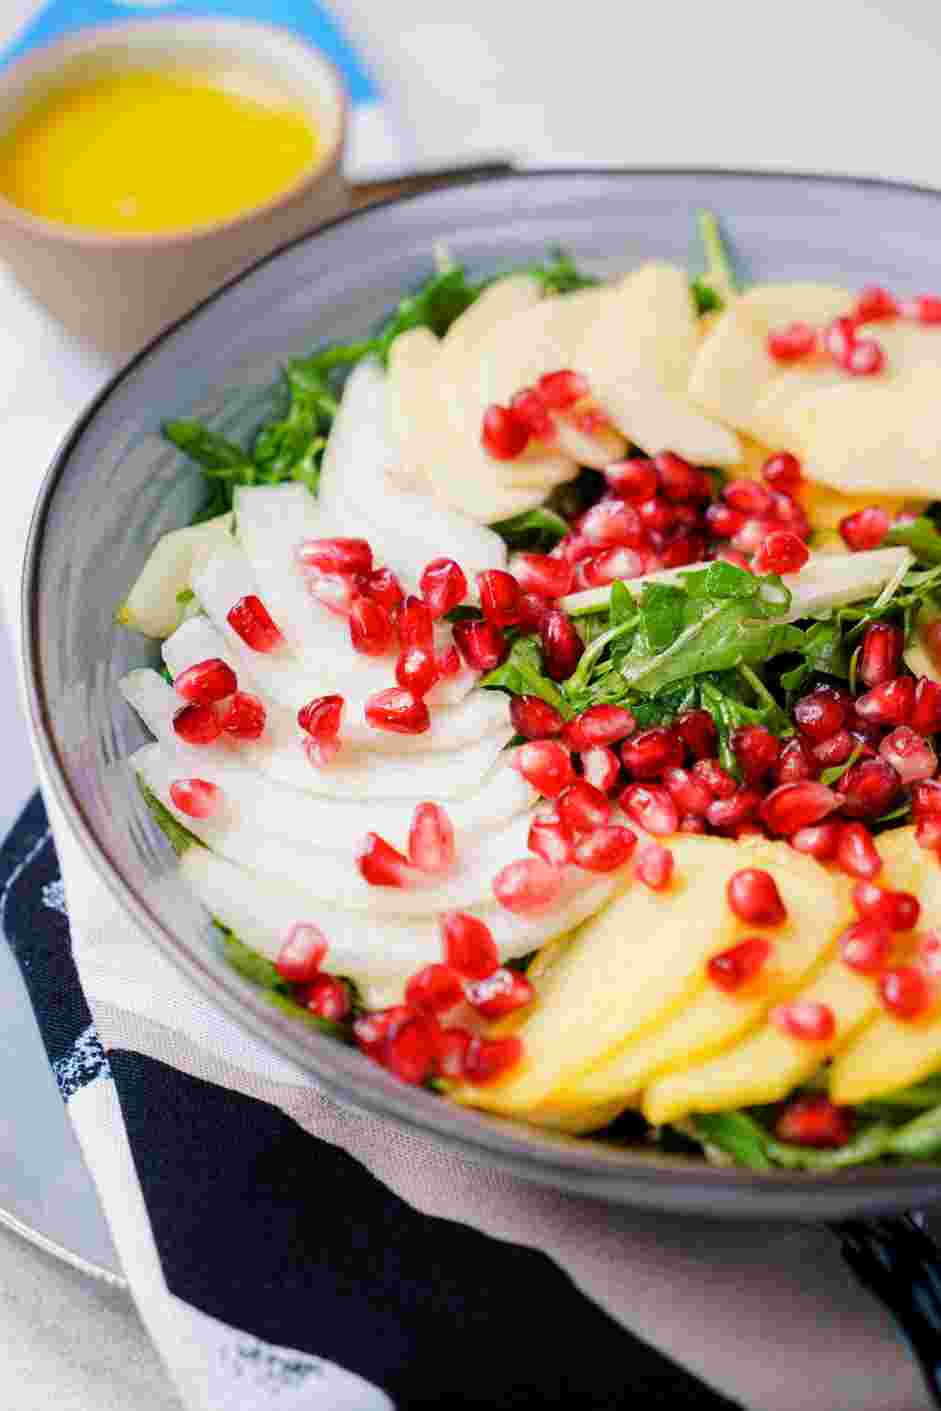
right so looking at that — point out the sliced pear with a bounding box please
[117,512,233,639]
[474,288,606,410]
[590,364,742,466]
[855,318,941,374]
[748,366,846,449]
[905,602,941,682]
[440,274,543,361]
[736,282,853,329]
[576,262,698,396]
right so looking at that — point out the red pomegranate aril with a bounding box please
[768,491,809,536]
[385,1013,439,1085]
[728,517,769,556]
[794,687,848,743]
[899,295,941,324]
[846,338,885,376]
[605,458,658,502]
[398,595,434,650]
[775,737,817,786]
[912,677,941,735]
[731,725,781,786]
[654,452,701,502]
[528,808,575,867]
[760,781,840,835]
[879,726,937,785]
[517,593,551,635]
[859,622,903,688]
[296,536,372,576]
[692,757,738,799]
[880,965,933,1020]
[356,833,419,888]
[405,964,464,1014]
[704,502,744,538]
[675,710,718,760]
[421,558,468,618]
[852,880,920,932]
[511,553,574,600]
[573,824,637,872]
[493,857,562,913]
[537,368,589,409]
[349,594,395,656]
[464,967,534,1020]
[621,783,679,836]
[453,619,507,671]
[362,566,404,615]
[173,699,223,746]
[912,779,941,819]
[634,841,674,891]
[541,609,583,682]
[727,868,787,925]
[512,740,575,798]
[436,1026,472,1079]
[762,452,803,492]
[916,817,941,853]
[510,387,555,439]
[353,1006,406,1059]
[478,569,522,627]
[789,820,842,861]
[298,694,343,745]
[706,789,761,831]
[580,745,621,794]
[770,1001,836,1042]
[839,758,901,820]
[306,570,357,618]
[365,687,430,735]
[169,778,219,819]
[304,734,341,769]
[219,691,266,740]
[855,285,898,322]
[812,731,854,769]
[621,727,684,780]
[408,802,455,874]
[823,316,858,364]
[301,974,351,1023]
[436,643,461,679]
[767,322,817,362]
[723,479,774,516]
[440,911,498,979]
[775,1096,853,1148]
[563,704,636,751]
[680,813,707,834]
[463,1034,524,1085]
[581,545,645,587]
[639,496,676,533]
[707,936,772,993]
[753,530,810,575]
[509,695,564,740]
[659,530,706,571]
[839,919,892,975]
[663,766,714,817]
[839,506,890,551]
[855,676,914,727]
[173,657,237,705]
[276,922,328,983]
[227,594,283,652]
[558,779,612,834]
[396,645,439,697]
[481,403,529,460]
[836,822,882,880]
[580,499,643,548]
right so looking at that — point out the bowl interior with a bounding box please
[25,169,941,1219]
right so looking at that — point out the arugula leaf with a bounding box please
[886,516,941,566]
[215,923,351,1041]
[888,1103,941,1158]
[490,506,569,552]
[690,278,722,315]
[137,778,201,857]
[609,579,635,626]
[163,421,255,480]
[621,597,804,696]
[779,619,849,694]
[513,246,600,295]
[638,582,685,653]
[699,674,792,777]
[692,209,739,311]
[819,743,863,788]
[373,266,481,360]
[481,636,571,716]
[767,1122,895,1170]
[175,588,195,606]
[692,1112,772,1170]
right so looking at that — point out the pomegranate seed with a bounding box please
[510,387,555,439]
[919,932,941,978]
[768,491,810,536]
[639,496,676,533]
[775,1096,853,1148]
[509,695,564,739]
[169,778,219,819]
[481,403,529,460]
[365,688,431,735]
[580,546,645,587]
[296,537,372,576]
[760,781,841,835]
[397,595,434,650]
[707,788,761,831]
[297,695,343,767]
[436,643,461,679]
[580,745,621,793]
[465,967,534,1019]
[436,1026,472,1079]
[692,758,738,799]
[707,936,772,993]
[846,339,885,376]
[463,1034,524,1085]
[478,570,522,627]
[840,758,901,819]
[813,731,855,769]
[276,922,328,983]
[839,919,892,975]
[620,783,679,836]
[659,530,706,570]
[227,594,283,652]
[362,566,404,615]
[731,725,781,787]
[356,832,420,887]
[349,594,395,656]
[493,857,562,913]
[172,701,221,746]
[663,766,714,817]
[517,593,551,634]
[218,691,266,740]
[879,726,937,785]
[440,911,498,979]
[704,502,744,538]
[855,285,898,322]
[453,619,507,671]
[408,802,455,874]
[541,609,583,682]
[563,705,636,751]
[729,517,770,556]
[777,738,822,786]
[621,727,684,780]
[900,295,941,324]
[727,868,786,925]
[537,368,589,409]
[528,807,576,866]
[396,645,439,696]
[605,458,658,502]
[836,821,882,880]
[579,499,643,548]
[675,710,718,760]
[421,558,468,618]
[385,1013,439,1084]
[789,821,842,860]
[723,479,773,516]
[823,316,858,364]
[405,963,464,1014]
[770,1000,836,1042]
[880,965,933,1020]
[301,974,351,1023]
[634,841,674,890]
[859,623,903,688]
[839,506,889,551]
[794,687,848,743]
[753,530,810,575]
[916,817,941,854]
[852,880,920,932]
[173,657,237,705]
[513,740,575,798]
[305,570,357,618]
[762,452,803,492]
[558,780,612,834]
[653,452,702,502]
[511,553,574,600]
[573,824,637,872]
[767,322,817,362]
[913,677,941,735]
[353,1006,407,1059]
[912,779,941,819]
[679,813,707,834]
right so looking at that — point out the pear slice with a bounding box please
[117,512,233,639]
[590,363,741,466]
[853,317,941,374]
[576,262,698,396]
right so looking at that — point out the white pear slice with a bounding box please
[591,363,741,465]
[473,288,606,410]
[441,274,543,362]
[577,262,698,397]
[748,366,846,450]
[855,318,941,374]
[117,512,233,639]
[736,282,853,329]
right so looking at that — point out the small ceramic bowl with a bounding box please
[0,17,348,363]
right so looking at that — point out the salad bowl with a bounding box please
[23,167,941,1220]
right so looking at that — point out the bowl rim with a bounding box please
[0,15,347,249]
[23,165,941,1217]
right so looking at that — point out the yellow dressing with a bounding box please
[0,69,320,234]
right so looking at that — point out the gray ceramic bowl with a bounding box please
[23,169,941,1220]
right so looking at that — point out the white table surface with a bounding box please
[4,1,941,1407]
